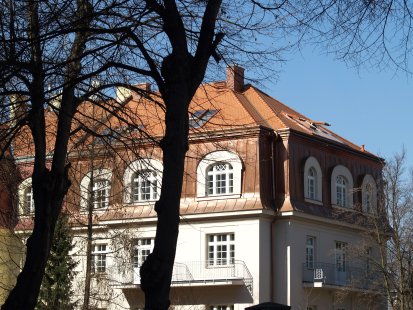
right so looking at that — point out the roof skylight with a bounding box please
[189,109,217,128]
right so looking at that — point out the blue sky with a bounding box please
[261,48,412,165]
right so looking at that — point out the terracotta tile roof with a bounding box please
[10,69,380,228]
[11,73,370,159]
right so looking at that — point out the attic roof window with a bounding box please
[286,113,342,144]
[189,109,217,128]
[96,125,144,144]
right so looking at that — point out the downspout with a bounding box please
[270,130,278,302]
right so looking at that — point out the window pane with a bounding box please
[206,163,235,196]
[132,170,159,202]
[134,238,154,267]
[306,236,315,269]
[91,179,109,209]
[93,244,107,273]
[207,233,235,267]
[24,187,34,215]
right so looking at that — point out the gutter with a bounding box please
[270,130,279,302]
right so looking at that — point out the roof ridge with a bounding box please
[247,86,288,128]
[233,92,270,128]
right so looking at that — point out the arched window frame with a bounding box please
[80,168,112,210]
[206,162,234,196]
[123,158,163,203]
[331,165,354,208]
[18,177,34,216]
[303,156,323,203]
[361,174,377,214]
[197,151,242,198]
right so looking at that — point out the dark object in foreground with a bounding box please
[245,302,292,310]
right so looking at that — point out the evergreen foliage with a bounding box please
[35,213,77,310]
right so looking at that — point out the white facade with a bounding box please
[71,209,275,309]
[274,213,385,310]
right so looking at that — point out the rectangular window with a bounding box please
[92,244,108,273]
[133,238,155,267]
[92,180,110,209]
[207,234,235,266]
[210,306,234,310]
[335,241,347,272]
[366,246,372,274]
[24,187,34,215]
[206,163,234,196]
[306,236,315,269]
[308,178,315,199]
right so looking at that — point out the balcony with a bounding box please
[114,260,254,306]
[302,262,382,291]
[134,260,253,292]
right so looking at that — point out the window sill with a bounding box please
[332,204,353,210]
[196,194,241,201]
[79,206,109,213]
[304,198,323,206]
[127,200,158,206]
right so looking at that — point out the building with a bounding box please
[0,153,24,305]
[8,66,386,310]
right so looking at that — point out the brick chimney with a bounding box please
[136,82,151,92]
[226,65,244,92]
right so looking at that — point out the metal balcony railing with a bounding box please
[302,262,382,291]
[129,260,253,294]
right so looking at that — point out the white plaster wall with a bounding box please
[273,215,386,310]
[71,215,268,309]
[175,216,262,307]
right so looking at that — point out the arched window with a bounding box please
[331,165,353,208]
[206,162,234,196]
[336,175,347,207]
[18,178,35,216]
[197,151,242,198]
[123,158,163,203]
[132,170,159,202]
[80,169,112,210]
[361,174,377,214]
[303,156,322,202]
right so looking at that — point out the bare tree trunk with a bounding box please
[140,54,191,309]
[2,0,92,308]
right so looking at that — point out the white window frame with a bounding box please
[335,241,347,272]
[133,238,155,267]
[80,168,112,210]
[306,236,315,269]
[209,306,234,310]
[18,178,35,216]
[197,151,242,198]
[335,175,347,207]
[207,233,235,266]
[331,165,353,208]
[308,167,316,199]
[123,158,163,203]
[90,179,110,209]
[303,156,322,202]
[361,174,377,214]
[206,162,234,195]
[132,170,159,202]
[92,243,108,273]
